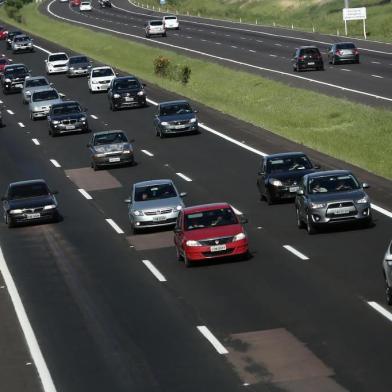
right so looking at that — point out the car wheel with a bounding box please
[296,207,305,229]
[183,254,192,268]
[176,247,184,261]
[159,129,165,139]
[265,191,274,205]
[5,214,14,228]
[132,224,139,235]
[332,56,337,65]
[92,161,99,171]
[30,112,36,121]
[163,32,167,37]
[306,213,316,234]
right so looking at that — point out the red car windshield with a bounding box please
[184,208,238,231]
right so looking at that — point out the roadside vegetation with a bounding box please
[0,3,391,179]
[139,0,392,41]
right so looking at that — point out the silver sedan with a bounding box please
[28,87,63,120]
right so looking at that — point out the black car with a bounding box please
[67,55,92,77]
[1,63,30,94]
[154,100,198,138]
[6,30,22,49]
[257,152,318,204]
[292,46,324,72]
[108,76,146,111]
[2,179,59,227]
[48,101,89,137]
[98,0,111,7]
[328,42,359,65]
[295,170,372,234]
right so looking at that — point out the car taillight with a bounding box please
[298,56,304,61]
[354,49,359,55]
[336,50,343,56]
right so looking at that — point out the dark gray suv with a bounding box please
[295,170,372,234]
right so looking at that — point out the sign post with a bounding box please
[342,7,367,39]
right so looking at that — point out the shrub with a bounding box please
[153,56,170,77]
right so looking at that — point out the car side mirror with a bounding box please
[44,59,48,62]
[239,215,248,224]
[313,164,320,169]
[174,227,181,233]
[59,93,65,98]
[362,182,370,189]
[297,189,304,195]
[142,83,146,87]
[87,75,90,79]
[124,198,131,204]
[51,190,58,195]
[193,109,198,113]
[257,171,264,175]
[49,82,54,86]
[86,143,91,147]
[180,192,187,197]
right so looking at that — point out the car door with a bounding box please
[257,157,267,195]
[384,241,392,287]
[154,105,160,130]
[107,79,114,101]
[174,211,184,251]
[291,49,298,67]
[296,176,307,218]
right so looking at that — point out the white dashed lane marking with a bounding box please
[90,114,98,119]
[6,109,14,115]
[283,245,309,261]
[142,260,167,282]
[32,138,40,146]
[105,218,125,234]
[371,74,383,78]
[368,301,392,323]
[341,69,351,72]
[231,45,237,48]
[269,54,277,58]
[49,159,61,168]
[141,149,154,157]
[176,172,192,182]
[18,122,25,127]
[249,49,256,53]
[78,189,93,200]
[197,326,228,355]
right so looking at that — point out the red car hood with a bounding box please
[184,224,244,241]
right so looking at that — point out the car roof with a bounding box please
[114,75,137,81]
[14,34,29,39]
[298,46,319,49]
[266,152,307,159]
[159,100,189,107]
[69,55,88,59]
[49,52,67,56]
[9,179,47,188]
[93,130,126,136]
[149,20,164,23]
[51,100,78,107]
[5,63,26,69]
[183,202,232,214]
[163,15,177,18]
[134,179,174,188]
[335,41,355,45]
[92,66,113,70]
[306,170,352,179]
[25,75,47,80]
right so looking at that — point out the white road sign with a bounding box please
[343,7,367,21]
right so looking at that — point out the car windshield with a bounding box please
[26,78,48,88]
[8,183,49,199]
[184,208,238,231]
[267,156,312,173]
[94,132,128,145]
[308,174,360,194]
[49,54,67,62]
[113,79,140,90]
[302,48,319,56]
[32,90,59,102]
[70,56,88,64]
[92,68,114,77]
[81,2,90,4]
[337,43,355,49]
[150,21,163,26]
[160,102,192,116]
[14,36,29,42]
[9,32,22,38]
[5,66,28,76]
[52,104,81,115]
[134,183,177,202]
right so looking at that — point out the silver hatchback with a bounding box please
[125,179,186,233]
[28,87,63,120]
[382,240,392,305]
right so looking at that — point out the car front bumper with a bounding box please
[68,68,90,76]
[48,66,69,74]
[93,153,134,167]
[8,209,58,225]
[268,184,300,200]
[51,120,89,134]
[160,122,198,135]
[130,211,180,229]
[112,96,146,109]
[309,204,371,225]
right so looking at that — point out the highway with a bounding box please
[0,5,392,392]
[42,0,392,107]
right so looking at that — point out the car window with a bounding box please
[52,104,81,115]
[267,155,312,173]
[164,16,177,20]
[134,183,177,202]
[94,132,128,145]
[92,68,114,77]
[184,208,238,231]
[8,183,49,199]
[70,56,88,64]
[14,36,28,42]
[160,102,192,116]
[301,48,320,56]
[150,21,163,26]
[32,90,59,102]
[49,54,68,62]
[5,66,28,75]
[113,79,140,90]
[26,78,48,88]
[308,174,360,194]
[336,43,356,50]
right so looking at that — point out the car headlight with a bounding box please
[80,117,87,121]
[356,196,369,204]
[25,90,31,96]
[186,240,202,247]
[70,67,74,70]
[133,210,144,216]
[5,78,11,83]
[44,204,56,210]
[233,232,246,241]
[95,153,105,158]
[91,80,99,84]
[270,178,283,187]
[176,205,182,211]
[52,120,60,125]
[28,42,32,46]
[161,121,169,126]
[310,202,326,209]
[122,149,131,154]
[9,209,23,214]
[387,260,392,267]
[137,91,145,96]
[113,93,120,98]
[190,118,197,123]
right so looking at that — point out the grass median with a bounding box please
[0,3,391,179]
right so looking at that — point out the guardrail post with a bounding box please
[291,23,294,29]
[255,19,258,25]
[240,17,242,23]
[312,25,315,32]
[273,21,276,26]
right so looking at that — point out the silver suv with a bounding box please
[125,179,186,233]
[382,240,392,305]
[145,20,166,38]
[11,34,34,53]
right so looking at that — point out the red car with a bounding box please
[0,27,8,40]
[0,58,9,74]
[174,202,249,267]
[70,0,81,6]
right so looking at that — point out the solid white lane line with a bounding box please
[0,246,57,392]
[90,114,98,119]
[197,326,228,355]
[49,159,61,168]
[141,149,154,157]
[6,109,14,115]
[283,245,309,261]
[18,122,25,127]
[368,301,392,323]
[32,138,40,146]
[176,172,192,182]
[371,204,392,218]
[78,189,93,200]
[371,74,383,78]
[33,44,51,54]
[146,97,159,106]
[105,218,125,234]
[142,260,167,282]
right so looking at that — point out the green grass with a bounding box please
[141,0,392,41]
[1,3,392,179]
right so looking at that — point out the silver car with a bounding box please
[382,240,392,305]
[125,179,186,233]
[145,20,166,38]
[67,55,92,77]
[88,130,135,170]
[22,76,52,104]
[28,87,63,120]
[11,34,34,53]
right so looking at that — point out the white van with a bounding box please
[163,15,179,30]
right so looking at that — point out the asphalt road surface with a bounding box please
[0,14,392,392]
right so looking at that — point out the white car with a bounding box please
[163,15,179,30]
[45,52,69,74]
[88,66,116,92]
[80,1,92,11]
